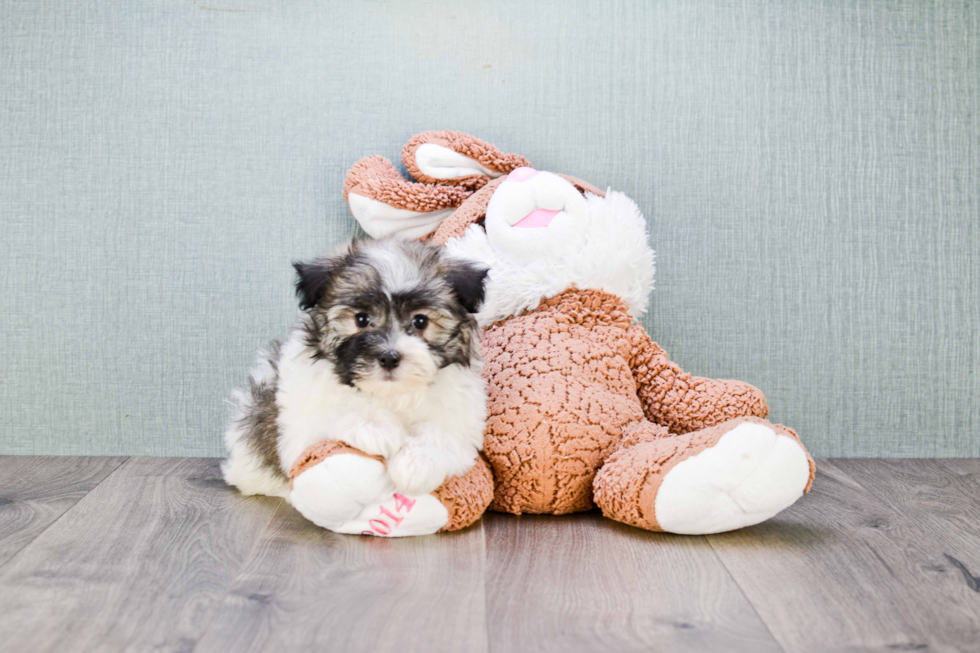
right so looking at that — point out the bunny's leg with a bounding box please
[593,417,815,534]
[288,440,492,537]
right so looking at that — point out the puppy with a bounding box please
[222,238,489,501]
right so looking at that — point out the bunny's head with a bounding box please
[344,131,654,325]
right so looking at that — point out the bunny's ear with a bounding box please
[402,131,531,189]
[344,156,473,240]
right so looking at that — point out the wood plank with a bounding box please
[707,459,980,652]
[0,456,127,568]
[194,503,488,653]
[832,459,980,590]
[0,457,281,653]
[484,511,782,653]
[935,457,980,481]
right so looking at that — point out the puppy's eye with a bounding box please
[411,314,429,331]
[355,313,370,328]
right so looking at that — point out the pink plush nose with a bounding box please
[507,167,538,182]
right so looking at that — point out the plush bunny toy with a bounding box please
[288,131,814,536]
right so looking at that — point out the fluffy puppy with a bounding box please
[222,239,489,500]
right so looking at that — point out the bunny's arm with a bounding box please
[627,325,769,434]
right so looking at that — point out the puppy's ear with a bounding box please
[293,257,340,311]
[445,260,488,314]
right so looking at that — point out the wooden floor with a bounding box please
[0,458,979,652]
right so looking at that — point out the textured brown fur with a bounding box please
[343,155,473,212]
[478,287,808,516]
[432,455,495,532]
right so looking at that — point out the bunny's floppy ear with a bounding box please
[402,130,531,189]
[344,156,474,240]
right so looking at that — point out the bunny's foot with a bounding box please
[289,440,492,537]
[594,417,815,534]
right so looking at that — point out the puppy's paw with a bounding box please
[388,447,449,496]
[353,415,408,461]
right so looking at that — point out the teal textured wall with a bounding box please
[1,1,977,457]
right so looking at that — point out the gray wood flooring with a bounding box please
[0,457,978,653]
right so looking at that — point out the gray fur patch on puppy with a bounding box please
[228,339,283,478]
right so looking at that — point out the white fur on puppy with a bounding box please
[222,239,489,507]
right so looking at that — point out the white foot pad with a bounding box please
[289,454,449,537]
[654,423,810,534]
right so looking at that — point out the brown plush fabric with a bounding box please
[402,130,531,189]
[593,416,816,531]
[480,287,792,517]
[288,440,384,490]
[628,325,770,434]
[343,155,473,212]
[481,288,645,514]
[433,455,496,532]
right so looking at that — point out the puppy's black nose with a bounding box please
[378,350,401,370]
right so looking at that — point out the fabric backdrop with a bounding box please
[1,0,977,457]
